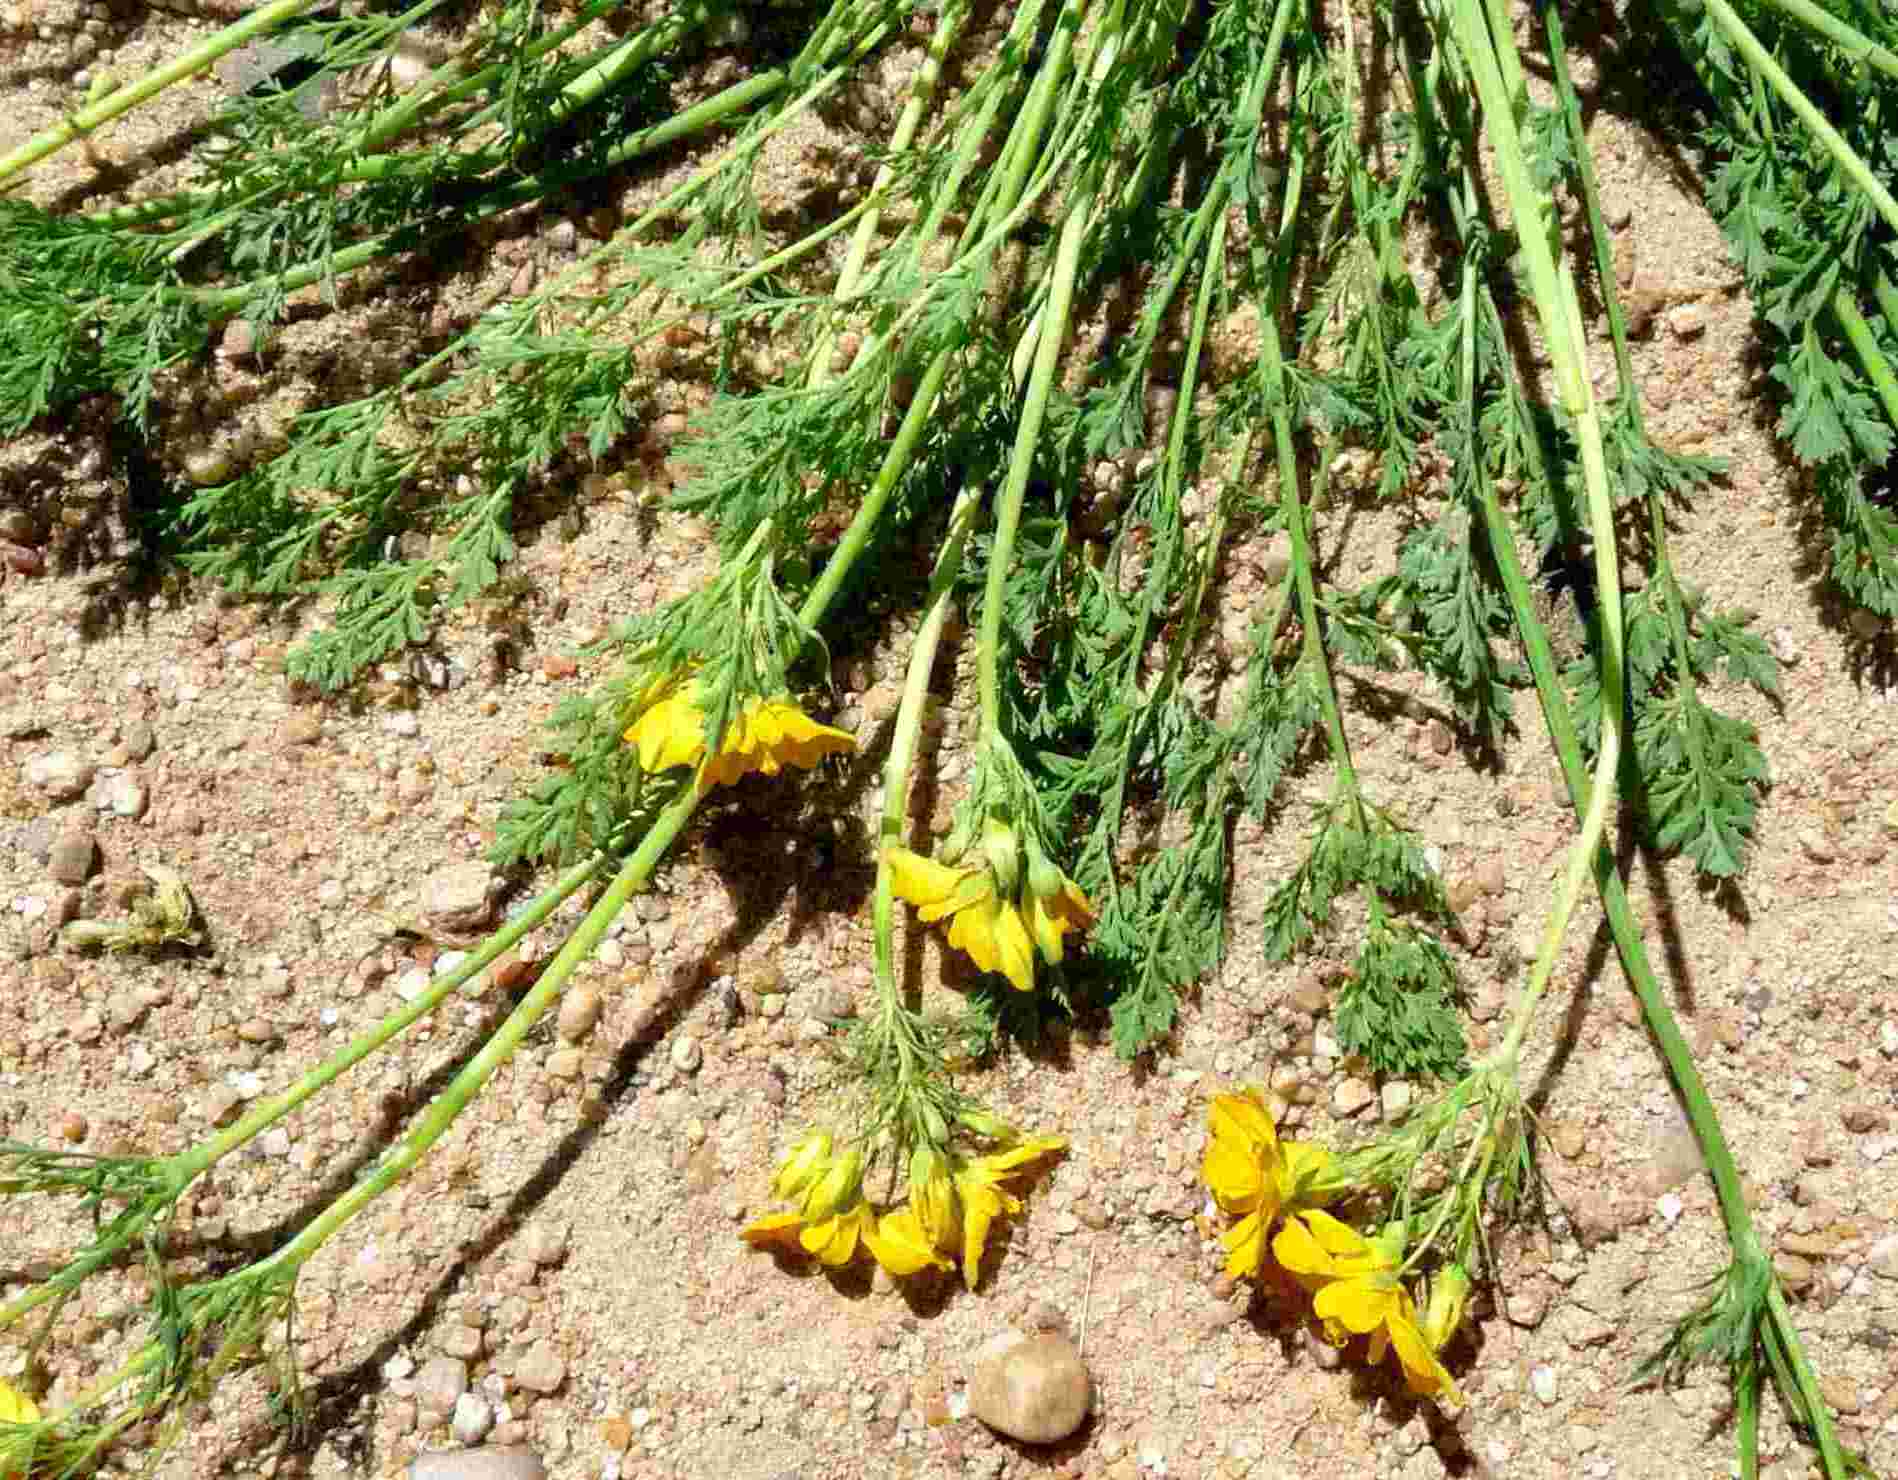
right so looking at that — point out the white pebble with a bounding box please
[1657,1192,1684,1224]
[395,967,431,1002]
[1529,1364,1559,1405]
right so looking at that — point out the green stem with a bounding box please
[1465,292,1850,1480]
[1831,287,1898,432]
[1253,27,1359,798]
[166,854,602,1185]
[873,492,981,1031]
[975,59,1103,741]
[187,69,785,315]
[247,784,697,1278]
[0,853,602,1334]
[0,0,322,184]
[1702,0,1898,239]
[1759,0,1898,86]
[810,0,968,382]
[1451,0,1623,1071]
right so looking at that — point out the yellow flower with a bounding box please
[739,1210,809,1253]
[1200,1089,1332,1280]
[952,1136,1066,1289]
[798,1146,862,1222]
[1273,1212,1463,1405]
[771,1131,834,1203]
[800,1202,875,1267]
[862,1204,952,1276]
[0,1377,37,1427]
[910,1147,959,1250]
[0,1375,37,1480]
[624,678,853,787]
[886,845,1092,994]
[1025,876,1093,965]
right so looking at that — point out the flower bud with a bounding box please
[956,1106,1018,1143]
[800,1145,862,1221]
[1421,1263,1471,1353]
[917,1098,950,1147]
[772,1130,833,1203]
[1025,844,1063,902]
[980,817,1021,899]
[909,1146,957,1248]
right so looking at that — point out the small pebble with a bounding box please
[48,829,99,885]
[512,1341,566,1396]
[101,775,148,818]
[408,1450,546,1480]
[1848,607,1885,640]
[670,1034,702,1073]
[557,984,601,1043]
[1528,1364,1559,1406]
[1331,1078,1375,1117]
[451,1391,494,1445]
[414,1357,469,1413]
[523,1223,568,1267]
[25,750,95,801]
[967,1333,1091,1445]
[421,861,499,934]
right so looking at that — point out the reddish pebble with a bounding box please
[492,954,537,991]
[2,541,44,575]
[59,1113,88,1143]
[541,654,578,680]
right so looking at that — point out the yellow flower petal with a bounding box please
[886,847,966,909]
[1272,1210,1338,1280]
[1220,1210,1268,1279]
[1312,1272,1405,1336]
[0,1376,38,1426]
[739,1211,808,1251]
[969,1136,1067,1177]
[1388,1311,1463,1404]
[1293,1208,1378,1263]
[1202,1136,1264,1215]
[625,689,706,773]
[1207,1091,1279,1155]
[994,901,1035,992]
[1026,878,1094,963]
[863,1206,951,1276]
[800,1204,871,1267]
[960,1184,1000,1290]
[945,897,1001,974]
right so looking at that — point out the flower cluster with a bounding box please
[1200,1088,1467,1406]
[625,675,854,788]
[0,1376,38,1476]
[740,1129,1065,1289]
[887,817,1092,993]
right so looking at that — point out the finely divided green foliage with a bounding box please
[1657,0,1898,618]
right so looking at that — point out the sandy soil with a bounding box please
[2,3,1896,1480]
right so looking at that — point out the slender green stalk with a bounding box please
[1532,8,1846,1472]
[872,491,981,1044]
[1831,289,1898,432]
[1449,0,1623,1070]
[246,785,693,1276]
[186,69,786,315]
[1759,0,1898,87]
[0,0,322,184]
[1253,23,1359,798]
[1702,0,1898,238]
[810,0,969,381]
[974,0,1113,741]
[0,853,602,1334]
